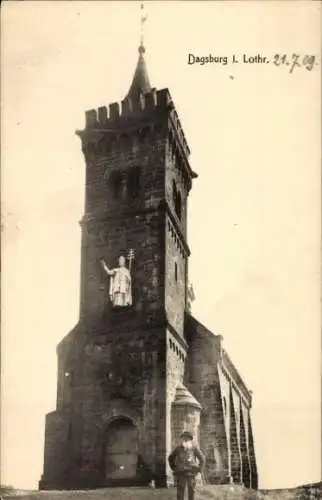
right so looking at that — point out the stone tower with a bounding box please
[39,43,200,490]
[40,36,258,491]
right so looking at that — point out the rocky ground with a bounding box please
[1,483,321,500]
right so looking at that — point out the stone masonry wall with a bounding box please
[80,123,167,319]
[165,215,186,336]
[184,317,230,484]
[83,210,165,319]
[218,364,232,477]
[83,328,168,487]
[230,385,243,483]
[40,412,70,489]
[184,315,257,487]
[56,328,167,488]
[165,135,188,237]
[165,329,186,481]
[220,356,254,488]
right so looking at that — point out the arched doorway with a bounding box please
[104,417,139,483]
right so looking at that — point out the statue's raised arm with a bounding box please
[100,258,115,276]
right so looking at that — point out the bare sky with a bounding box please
[1,0,321,491]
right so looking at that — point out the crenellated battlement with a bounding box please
[85,88,166,127]
[83,88,191,158]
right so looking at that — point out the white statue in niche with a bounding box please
[100,250,134,307]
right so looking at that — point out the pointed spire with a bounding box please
[126,3,152,100]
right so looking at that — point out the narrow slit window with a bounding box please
[127,166,141,198]
[109,171,123,200]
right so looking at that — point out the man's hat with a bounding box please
[180,431,193,440]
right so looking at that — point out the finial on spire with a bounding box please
[139,2,147,53]
[125,2,151,100]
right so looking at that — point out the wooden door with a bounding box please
[104,419,138,481]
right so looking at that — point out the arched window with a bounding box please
[172,179,182,220]
[109,171,123,200]
[175,191,182,220]
[127,166,141,198]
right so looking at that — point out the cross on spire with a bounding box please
[140,2,148,51]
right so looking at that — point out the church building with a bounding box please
[39,38,258,491]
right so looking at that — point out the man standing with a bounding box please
[168,431,205,500]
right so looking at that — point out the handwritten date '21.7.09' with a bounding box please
[273,54,317,73]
